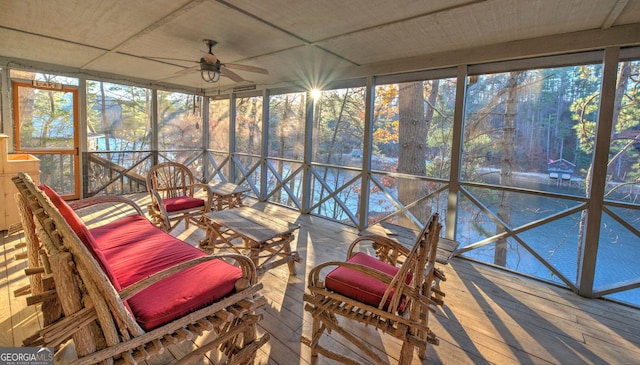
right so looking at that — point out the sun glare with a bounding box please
[310,88,322,99]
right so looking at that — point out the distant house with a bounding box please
[547,158,576,180]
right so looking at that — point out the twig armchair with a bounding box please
[146,161,213,232]
[302,213,443,365]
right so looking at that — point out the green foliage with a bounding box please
[570,91,599,153]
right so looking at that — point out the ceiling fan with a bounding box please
[161,39,268,83]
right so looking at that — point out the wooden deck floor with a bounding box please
[2,195,640,364]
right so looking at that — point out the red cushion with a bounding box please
[39,184,122,291]
[89,214,155,251]
[127,258,242,330]
[40,186,242,331]
[39,185,94,250]
[325,252,411,309]
[162,196,205,212]
[94,217,242,330]
[95,218,205,287]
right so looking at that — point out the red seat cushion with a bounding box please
[325,252,411,310]
[162,196,205,212]
[127,257,242,331]
[94,217,242,330]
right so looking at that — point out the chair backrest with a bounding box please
[147,162,197,199]
[380,213,441,313]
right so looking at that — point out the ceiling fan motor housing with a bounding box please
[200,58,221,72]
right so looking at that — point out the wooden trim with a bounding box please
[12,81,81,199]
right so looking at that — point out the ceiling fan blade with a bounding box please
[174,65,200,75]
[224,63,269,75]
[221,67,245,82]
[145,56,197,63]
[200,51,218,64]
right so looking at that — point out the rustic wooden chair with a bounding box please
[13,172,268,364]
[302,213,443,365]
[146,161,213,232]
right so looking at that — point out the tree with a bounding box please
[495,71,523,266]
[397,81,430,224]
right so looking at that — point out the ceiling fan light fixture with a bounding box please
[201,69,220,83]
[200,60,221,83]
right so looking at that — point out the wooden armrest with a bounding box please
[347,235,410,265]
[308,261,394,287]
[147,188,171,229]
[119,254,258,301]
[68,195,145,216]
[193,183,213,210]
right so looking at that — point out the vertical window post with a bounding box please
[447,65,468,241]
[577,47,619,297]
[260,89,270,200]
[229,93,237,183]
[202,96,210,182]
[151,89,159,166]
[301,90,314,214]
[358,76,375,230]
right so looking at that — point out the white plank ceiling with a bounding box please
[1,0,639,94]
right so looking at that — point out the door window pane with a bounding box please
[17,87,75,149]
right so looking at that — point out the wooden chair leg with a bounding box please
[310,314,321,362]
[398,341,414,365]
[284,240,297,275]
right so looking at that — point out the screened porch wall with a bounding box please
[10,47,640,308]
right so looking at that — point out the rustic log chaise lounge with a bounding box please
[13,172,268,365]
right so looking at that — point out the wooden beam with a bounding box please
[602,0,630,29]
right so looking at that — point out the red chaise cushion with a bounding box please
[325,252,411,310]
[93,216,242,331]
[162,196,205,212]
[89,214,156,251]
[40,184,243,331]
